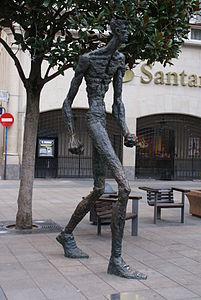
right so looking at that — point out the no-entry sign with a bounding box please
[0,112,14,127]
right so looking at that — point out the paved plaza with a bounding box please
[1,179,201,300]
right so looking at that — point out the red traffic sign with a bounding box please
[0,112,14,127]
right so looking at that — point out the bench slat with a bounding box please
[97,209,113,217]
[155,203,184,208]
[98,212,137,220]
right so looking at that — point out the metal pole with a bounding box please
[192,140,195,180]
[4,126,8,180]
[0,106,6,156]
[2,125,5,157]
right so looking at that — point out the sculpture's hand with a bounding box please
[124,134,138,148]
[68,135,84,155]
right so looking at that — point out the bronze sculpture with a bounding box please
[56,18,147,280]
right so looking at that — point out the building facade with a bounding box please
[0,25,201,180]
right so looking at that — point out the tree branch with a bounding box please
[53,5,65,20]
[0,37,27,87]
[42,63,73,84]
[44,65,52,79]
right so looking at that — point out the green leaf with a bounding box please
[24,30,30,40]
[14,33,24,43]
[98,10,105,21]
[43,0,51,7]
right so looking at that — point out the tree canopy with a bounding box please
[0,0,200,78]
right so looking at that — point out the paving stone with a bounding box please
[143,273,178,289]
[154,286,199,300]
[87,296,107,300]
[48,256,83,268]
[0,288,6,300]
[184,298,201,300]
[184,284,201,296]
[69,273,116,297]
[41,284,86,300]
[4,288,47,300]
[48,295,87,300]
[59,265,93,276]
[152,262,195,278]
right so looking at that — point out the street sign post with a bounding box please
[0,112,14,180]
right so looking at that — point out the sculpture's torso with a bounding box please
[83,50,125,121]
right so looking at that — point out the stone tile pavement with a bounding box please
[0,179,201,299]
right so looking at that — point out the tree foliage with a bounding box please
[0,0,200,75]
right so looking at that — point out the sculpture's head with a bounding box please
[110,18,129,42]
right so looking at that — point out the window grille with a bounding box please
[136,114,201,180]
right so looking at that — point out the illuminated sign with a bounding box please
[38,138,55,157]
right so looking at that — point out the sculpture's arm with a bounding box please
[112,67,129,137]
[63,55,88,136]
[113,63,137,147]
[63,55,89,154]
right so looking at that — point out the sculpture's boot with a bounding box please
[57,177,104,259]
[56,232,89,259]
[108,186,147,280]
[107,256,147,280]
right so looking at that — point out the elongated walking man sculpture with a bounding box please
[56,18,147,280]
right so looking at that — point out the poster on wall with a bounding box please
[38,138,55,157]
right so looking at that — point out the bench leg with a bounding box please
[131,218,138,236]
[154,193,158,224]
[157,207,161,219]
[181,192,185,223]
[131,200,138,236]
[97,218,101,235]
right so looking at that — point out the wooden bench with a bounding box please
[91,194,141,236]
[139,186,187,224]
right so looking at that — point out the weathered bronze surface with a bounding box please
[57,18,147,280]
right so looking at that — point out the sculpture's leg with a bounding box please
[87,120,147,279]
[56,145,105,259]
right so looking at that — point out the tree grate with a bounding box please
[0,220,62,235]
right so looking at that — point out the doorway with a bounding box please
[136,114,201,180]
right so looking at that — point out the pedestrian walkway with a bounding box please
[1,179,201,300]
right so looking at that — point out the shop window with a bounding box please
[191,28,201,40]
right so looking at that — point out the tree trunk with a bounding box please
[16,89,40,229]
